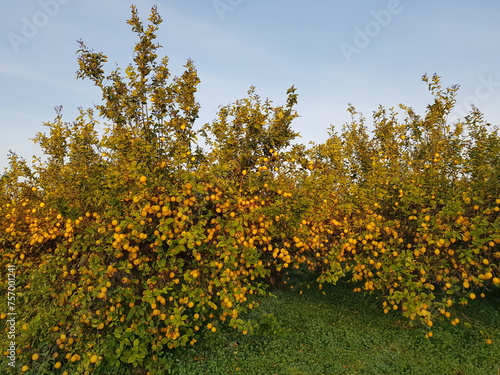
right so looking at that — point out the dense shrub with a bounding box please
[312,75,500,330]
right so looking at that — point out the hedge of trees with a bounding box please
[1,6,498,374]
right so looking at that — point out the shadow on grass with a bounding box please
[162,279,500,375]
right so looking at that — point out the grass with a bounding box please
[160,279,500,375]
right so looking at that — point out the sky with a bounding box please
[1,0,500,171]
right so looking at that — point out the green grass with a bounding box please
[160,280,500,375]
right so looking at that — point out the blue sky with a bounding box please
[1,0,500,171]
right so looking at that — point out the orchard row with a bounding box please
[1,7,498,374]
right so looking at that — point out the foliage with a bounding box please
[312,74,500,330]
[0,5,498,375]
